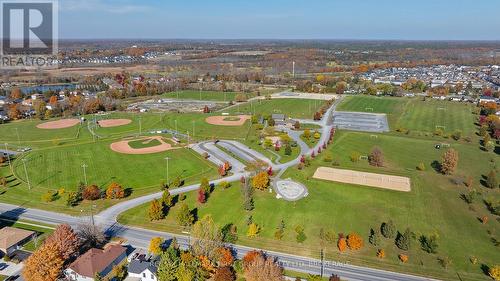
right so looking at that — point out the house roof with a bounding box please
[68,244,126,278]
[128,258,158,275]
[0,227,35,252]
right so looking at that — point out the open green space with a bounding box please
[161,90,253,102]
[337,95,408,114]
[227,98,324,119]
[396,99,476,137]
[119,131,499,281]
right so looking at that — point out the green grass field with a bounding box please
[119,131,499,281]
[161,90,253,102]
[397,99,476,136]
[227,98,324,119]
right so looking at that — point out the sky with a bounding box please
[58,0,500,40]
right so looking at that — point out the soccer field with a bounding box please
[161,90,254,102]
[227,98,325,119]
[337,95,408,114]
[396,99,476,136]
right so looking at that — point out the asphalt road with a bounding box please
[0,202,437,281]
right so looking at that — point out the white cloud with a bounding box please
[60,0,151,14]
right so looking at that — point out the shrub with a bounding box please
[398,254,409,263]
[376,249,385,259]
[396,228,411,251]
[350,152,360,162]
[82,185,101,201]
[368,146,384,167]
[218,181,231,189]
[420,234,439,254]
[416,162,425,171]
[347,233,364,250]
[337,237,347,252]
[41,190,57,202]
[451,130,462,141]
[381,220,395,239]
[487,170,498,189]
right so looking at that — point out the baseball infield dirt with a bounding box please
[205,115,251,126]
[110,136,179,155]
[36,119,80,129]
[313,167,411,192]
[98,119,132,128]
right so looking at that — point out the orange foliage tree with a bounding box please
[251,171,270,190]
[82,185,101,200]
[242,250,262,269]
[217,247,234,267]
[44,224,80,260]
[22,241,64,281]
[105,182,125,199]
[337,237,347,252]
[347,233,364,250]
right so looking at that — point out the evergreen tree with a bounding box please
[157,247,180,281]
[396,228,411,251]
[369,228,381,246]
[381,220,395,239]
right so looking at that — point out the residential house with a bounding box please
[127,258,158,281]
[0,96,6,105]
[0,227,35,257]
[479,95,497,104]
[64,244,127,281]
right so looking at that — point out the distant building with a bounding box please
[479,95,497,104]
[0,227,35,257]
[64,244,127,281]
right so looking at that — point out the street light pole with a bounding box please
[82,164,88,186]
[192,121,195,138]
[175,120,178,133]
[22,158,31,190]
[139,117,142,136]
[15,128,20,145]
[4,143,12,172]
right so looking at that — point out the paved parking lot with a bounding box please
[332,111,389,132]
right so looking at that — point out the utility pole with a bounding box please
[82,163,88,186]
[165,157,170,185]
[4,143,12,172]
[192,121,195,138]
[139,117,142,136]
[199,87,202,100]
[22,158,31,190]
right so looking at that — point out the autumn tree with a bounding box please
[44,224,80,260]
[148,199,164,221]
[161,190,174,208]
[489,265,500,281]
[148,237,164,255]
[337,237,347,252]
[82,185,101,201]
[441,149,459,175]
[197,188,207,204]
[213,266,236,281]
[191,215,223,261]
[176,203,194,227]
[368,146,384,167]
[347,233,364,250]
[252,171,270,190]
[23,241,64,281]
[200,177,211,194]
[243,250,262,269]
[244,254,284,281]
[105,182,125,199]
[10,88,22,99]
[217,247,234,267]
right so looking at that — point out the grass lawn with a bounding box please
[242,125,301,164]
[396,99,476,137]
[128,138,162,149]
[0,141,217,214]
[227,99,325,119]
[161,90,253,102]
[118,131,499,281]
[337,95,409,127]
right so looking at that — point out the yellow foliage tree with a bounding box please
[247,223,261,237]
[252,172,270,191]
[490,265,500,281]
[148,237,163,255]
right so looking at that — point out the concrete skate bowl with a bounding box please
[274,179,309,201]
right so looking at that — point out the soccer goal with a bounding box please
[359,155,369,160]
[435,125,446,130]
[437,107,446,111]
[441,143,450,148]
[365,107,374,112]
[370,135,378,139]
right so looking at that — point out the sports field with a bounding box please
[397,99,476,136]
[161,90,254,102]
[119,131,499,280]
[227,98,325,119]
[337,95,408,114]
